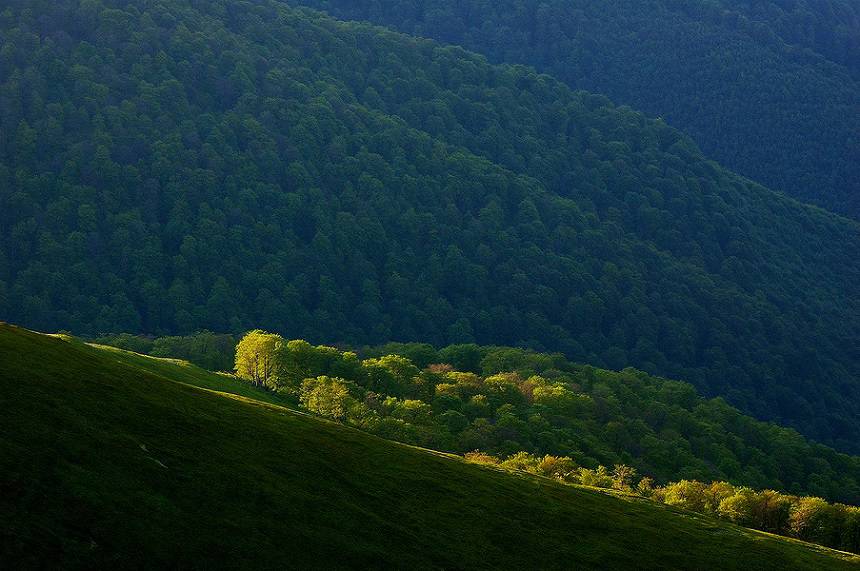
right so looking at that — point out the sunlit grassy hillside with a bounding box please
[1,323,857,569]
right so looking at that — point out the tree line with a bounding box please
[464,451,860,554]
[233,330,860,553]
[93,331,236,372]
[232,331,860,508]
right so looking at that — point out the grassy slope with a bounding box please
[1,323,857,570]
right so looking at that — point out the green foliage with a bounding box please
[234,330,283,388]
[790,497,836,543]
[91,332,155,355]
[579,466,616,489]
[0,0,858,452]
[662,480,710,512]
[3,324,856,569]
[149,332,236,372]
[612,464,638,491]
[296,0,860,218]
[275,340,336,391]
[92,331,237,371]
[299,376,354,420]
[361,355,423,399]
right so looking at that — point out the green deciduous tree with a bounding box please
[300,376,353,420]
[235,330,283,388]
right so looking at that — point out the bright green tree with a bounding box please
[611,464,638,491]
[300,376,353,420]
[235,330,283,388]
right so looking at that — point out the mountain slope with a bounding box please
[293,0,860,218]
[0,0,858,451]
[1,323,858,569]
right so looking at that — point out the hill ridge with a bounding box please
[290,0,860,218]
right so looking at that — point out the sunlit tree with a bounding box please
[234,330,283,388]
[300,376,353,420]
[611,464,637,491]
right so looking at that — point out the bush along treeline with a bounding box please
[463,451,860,554]
[92,331,237,372]
[1,0,858,451]
[296,0,860,217]
[232,331,860,508]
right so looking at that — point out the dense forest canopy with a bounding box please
[294,0,860,218]
[0,0,858,453]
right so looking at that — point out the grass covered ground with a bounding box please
[1,323,857,569]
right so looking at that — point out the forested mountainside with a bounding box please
[295,0,860,218]
[0,0,858,452]
[4,325,858,570]
[719,0,859,74]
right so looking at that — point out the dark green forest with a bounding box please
[295,0,860,218]
[0,0,859,454]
